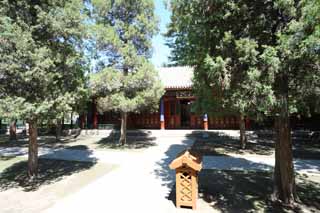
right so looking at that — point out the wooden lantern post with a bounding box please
[169,150,202,210]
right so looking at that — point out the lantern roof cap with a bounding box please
[169,149,202,171]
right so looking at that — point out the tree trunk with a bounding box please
[62,115,65,130]
[9,120,17,141]
[119,112,127,146]
[56,118,62,140]
[28,120,38,178]
[272,93,297,205]
[70,111,73,129]
[239,115,247,149]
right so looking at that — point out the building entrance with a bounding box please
[180,100,191,128]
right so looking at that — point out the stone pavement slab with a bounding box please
[44,136,219,213]
[203,155,320,175]
[1,130,320,213]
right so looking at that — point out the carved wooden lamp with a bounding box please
[169,149,202,210]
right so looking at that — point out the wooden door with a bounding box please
[164,100,176,129]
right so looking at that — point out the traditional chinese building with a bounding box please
[81,66,242,130]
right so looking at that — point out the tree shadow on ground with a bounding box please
[154,136,320,212]
[153,138,194,189]
[197,170,320,213]
[0,146,97,192]
[293,148,320,160]
[298,175,320,210]
[0,134,79,149]
[292,131,320,159]
[166,170,320,212]
[294,159,320,174]
[188,131,275,156]
[188,130,320,159]
[96,130,157,150]
[65,145,91,150]
[0,134,7,142]
[153,136,274,208]
[0,159,96,192]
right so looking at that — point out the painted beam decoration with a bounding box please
[165,90,194,99]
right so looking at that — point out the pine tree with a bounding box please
[166,0,277,148]
[262,0,320,204]
[166,0,320,205]
[90,0,164,145]
[0,0,87,178]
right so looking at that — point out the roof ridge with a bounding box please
[158,66,194,89]
[158,66,193,69]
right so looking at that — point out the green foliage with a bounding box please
[90,0,164,114]
[167,0,320,119]
[261,0,320,116]
[0,0,88,122]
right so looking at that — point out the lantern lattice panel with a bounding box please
[169,150,202,210]
[179,171,192,202]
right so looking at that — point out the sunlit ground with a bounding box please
[0,130,319,212]
[0,157,116,213]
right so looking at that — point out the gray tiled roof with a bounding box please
[158,66,193,89]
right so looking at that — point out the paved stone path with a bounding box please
[1,130,320,212]
[203,155,320,175]
[44,134,218,213]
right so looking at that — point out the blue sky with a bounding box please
[151,0,171,67]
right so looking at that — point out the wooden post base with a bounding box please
[203,120,208,130]
[160,121,165,130]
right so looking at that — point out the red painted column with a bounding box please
[203,114,208,130]
[190,114,195,129]
[160,98,165,130]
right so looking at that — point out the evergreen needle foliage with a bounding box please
[166,0,320,205]
[89,0,164,145]
[0,0,88,177]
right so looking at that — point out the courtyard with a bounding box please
[0,130,319,213]
[0,0,319,212]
